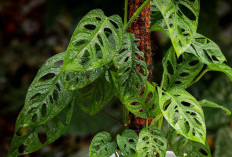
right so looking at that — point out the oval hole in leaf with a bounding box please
[30,93,42,101]
[41,104,47,117]
[199,148,208,156]
[84,24,96,30]
[167,61,174,75]
[72,39,88,47]
[188,60,199,66]
[38,133,47,144]
[97,34,103,46]
[32,114,38,122]
[181,101,191,107]
[39,73,55,82]
[178,4,196,21]
[18,144,25,154]
[180,72,189,77]
[110,20,119,29]
[54,60,64,66]
[104,28,112,38]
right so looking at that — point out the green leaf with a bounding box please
[76,70,116,115]
[117,129,138,157]
[112,33,148,99]
[187,33,226,64]
[63,9,123,71]
[89,132,117,157]
[9,53,75,156]
[9,101,74,157]
[136,126,167,157]
[158,87,206,144]
[122,81,159,118]
[208,63,232,81]
[152,0,200,57]
[199,99,231,116]
[162,47,204,90]
[167,129,211,157]
[215,127,232,157]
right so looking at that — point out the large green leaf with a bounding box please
[112,33,148,99]
[152,0,200,57]
[89,132,117,157]
[122,81,159,118]
[76,70,116,115]
[117,129,138,157]
[187,33,226,64]
[208,63,232,80]
[162,47,204,90]
[63,9,123,71]
[158,87,206,144]
[167,129,211,157]
[215,127,232,157]
[9,101,74,157]
[136,126,167,157]
[9,53,75,156]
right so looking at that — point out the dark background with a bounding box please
[0,0,232,156]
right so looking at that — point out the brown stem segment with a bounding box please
[127,0,153,131]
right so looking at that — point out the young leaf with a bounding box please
[136,126,167,157]
[158,87,206,144]
[122,81,159,118]
[89,132,117,157]
[162,47,204,90]
[215,127,232,157]
[9,102,74,157]
[207,63,232,81]
[187,33,226,64]
[117,129,138,157]
[199,99,231,116]
[152,0,200,56]
[76,70,116,115]
[63,9,123,71]
[113,32,148,99]
[167,129,211,157]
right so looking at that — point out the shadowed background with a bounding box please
[0,0,232,156]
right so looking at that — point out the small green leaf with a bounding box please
[215,127,232,157]
[167,129,211,157]
[199,99,231,116]
[89,132,117,157]
[9,102,74,157]
[117,129,138,157]
[113,33,148,99]
[158,87,206,144]
[187,33,226,64]
[136,126,167,157]
[63,9,123,71]
[162,47,204,90]
[122,81,159,118]
[152,0,200,56]
[208,63,232,81]
[76,70,116,115]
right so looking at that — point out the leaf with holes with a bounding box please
[187,33,226,64]
[112,32,148,99]
[162,47,204,90]
[89,132,117,157]
[207,63,232,81]
[158,87,206,144]
[167,129,211,157]
[122,81,159,118]
[63,9,123,71]
[199,99,231,116]
[136,126,167,157]
[9,101,74,157]
[152,0,200,57]
[215,127,232,157]
[14,52,73,130]
[76,70,116,115]
[117,129,138,157]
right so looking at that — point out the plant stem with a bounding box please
[124,0,128,27]
[123,105,129,127]
[188,68,210,88]
[101,110,124,126]
[158,116,163,129]
[124,0,151,30]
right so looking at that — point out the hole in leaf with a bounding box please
[167,61,174,75]
[32,114,38,122]
[96,17,101,21]
[53,90,59,104]
[189,60,199,66]
[178,4,196,21]
[94,145,100,150]
[38,133,47,144]
[119,48,126,54]
[84,24,96,30]
[184,121,190,133]
[18,144,25,154]
[130,148,136,154]
[55,83,60,91]
[16,127,32,136]
[85,71,90,79]
[73,39,88,46]
[104,28,112,38]
[177,55,183,64]
[54,60,64,66]
[132,102,139,106]
[194,118,202,125]
[97,35,103,46]
[145,92,153,103]
[140,109,145,112]
[124,56,129,62]
[110,20,119,29]
[128,139,134,143]
[180,72,189,77]
[80,50,90,65]
[30,93,42,101]
[140,88,145,97]
[181,101,191,107]
[164,99,171,111]
[95,44,103,59]
[175,81,181,84]
[41,104,47,117]
[212,55,219,62]
[199,148,208,156]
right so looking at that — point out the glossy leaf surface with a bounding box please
[162,47,204,90]
[136,126,167,157]
[117,129,138,157]
[89,132,117,157]
[63,9,123,71]
[158,87,206,144]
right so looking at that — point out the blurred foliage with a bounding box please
[0,0,232,156]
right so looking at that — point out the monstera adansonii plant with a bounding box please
[9,0,232,157]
